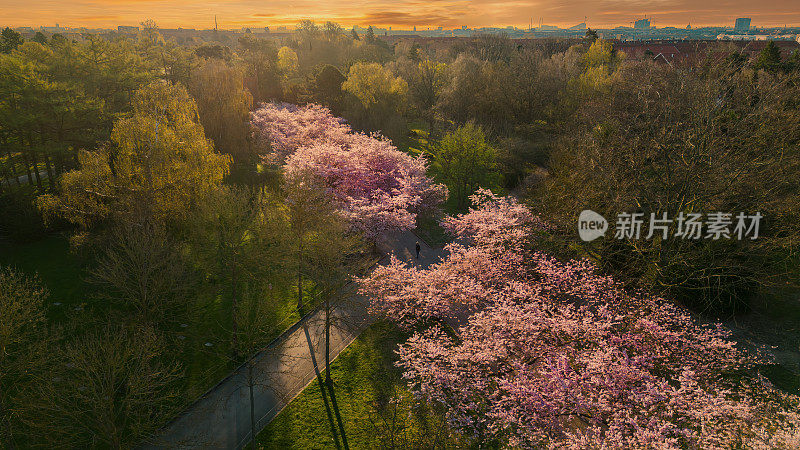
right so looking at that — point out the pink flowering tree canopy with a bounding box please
[251,102,447,240]
[250,102,353,164]
[359,190,800,448]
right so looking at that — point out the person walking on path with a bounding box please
[415,241,421,259]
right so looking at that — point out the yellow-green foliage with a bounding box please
[583,39,615,68]
[277,46,299,76]
[39,81,230,228]
[342,61,408,109]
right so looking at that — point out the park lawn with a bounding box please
[257,321,460,449]
[177,281,306,401]
[0,233,306,406]
[0,234,93,322]
[394,120,430,159]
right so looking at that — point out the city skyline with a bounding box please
[4,0,800,30]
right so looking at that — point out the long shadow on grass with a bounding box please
[325,378,350,450]
[303,324,342,449]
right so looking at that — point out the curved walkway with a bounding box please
[141,230,444,449]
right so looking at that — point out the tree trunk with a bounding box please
[29,146,42,191]
[297,241,303,310]
[55,152,65,178]
[3,144,20,187]
[39,128,54,190]
[325,295,331,385]
[20,150,34,188]
[43,153,55,191]
[231,256,239,359]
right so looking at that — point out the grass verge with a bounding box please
[256,321,460,449]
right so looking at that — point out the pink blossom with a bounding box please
[250,102,353,164]
[359,191,800,448]
[251,102,447,239]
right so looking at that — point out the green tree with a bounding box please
[0,28,23,53]
[38,81,230,229]
[283,171,337,311]
[296,20,320,51]
[31,32,47,45]
[583,38,615,68]
[0,46,106,189]
[343,62,407,109]
[194,44,231,61]
[277,46,299,77]
[788,50,800,72]
[322,21,343,41]
[187,186,290,358]
[311,64,346,110]
[541,61,800,312]
[755,40,782,72]
[238,35,282,103]
[402,59,448,134]
[342,61,408,135]
[431,122,497,211]
[188,188,291,450]
[189,59,253,163]
[0,268,48,448]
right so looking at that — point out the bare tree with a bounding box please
[0,267,48,449]
[541,58,800,312]
[91,221,194,324]
[19,325,182,449]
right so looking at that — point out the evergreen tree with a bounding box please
[0,27,23,53]
[755,40,782,72]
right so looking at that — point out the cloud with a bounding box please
[357,10,467,26]
[3,0,800,29]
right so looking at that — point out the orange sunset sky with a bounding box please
[4,0,800,30]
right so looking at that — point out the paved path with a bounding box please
[142,230,444,449]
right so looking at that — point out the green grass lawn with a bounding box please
[0,234,92,322]
[0,233,306,408]
[257,321,462,449]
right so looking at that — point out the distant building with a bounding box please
[118,25,139,33]
[41,25,65,32]
[734,18,751,32]
[634,18,651,29]
[568,22,587,30]
[718,33,768,40]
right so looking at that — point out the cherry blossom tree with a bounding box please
[251,102,447,240]
[359,190,800,448]
[250,102,353,164]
